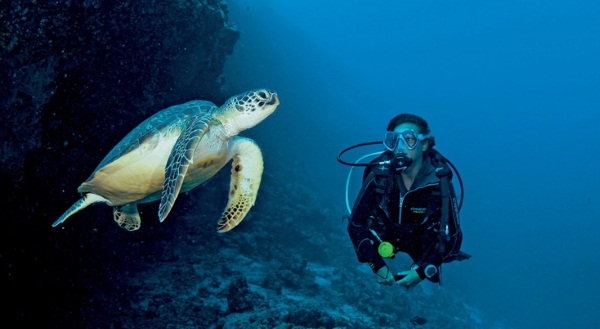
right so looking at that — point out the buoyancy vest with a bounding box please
[364,149,470,263]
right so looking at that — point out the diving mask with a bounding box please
[383,129,431,152]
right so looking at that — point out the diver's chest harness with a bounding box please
[366,150,457,260]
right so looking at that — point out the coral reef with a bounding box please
[227,276,266,313]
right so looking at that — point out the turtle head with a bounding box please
[218,89,279,135]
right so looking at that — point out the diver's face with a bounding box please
[392,123,429,158]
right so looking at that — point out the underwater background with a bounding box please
[2,0,599,328]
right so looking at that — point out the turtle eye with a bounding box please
[258,91,267,99]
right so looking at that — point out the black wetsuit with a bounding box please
[347,151,463,282]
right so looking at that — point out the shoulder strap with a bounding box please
[363,151,395,218]
[430,149,472,263]
[429,149,454,256]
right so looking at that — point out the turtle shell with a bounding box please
[85,100,217,182]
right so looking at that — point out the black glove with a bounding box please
[393,152,413,171]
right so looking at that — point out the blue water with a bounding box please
[225,1,600,328]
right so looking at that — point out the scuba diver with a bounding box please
[339,113,470,289]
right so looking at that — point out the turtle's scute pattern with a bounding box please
[218,194,253,232]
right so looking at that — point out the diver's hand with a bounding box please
[375,266,395,286]
[395,268,423,289]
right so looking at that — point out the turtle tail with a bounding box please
[52,193,111,228]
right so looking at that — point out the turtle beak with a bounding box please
[267,93,279,106]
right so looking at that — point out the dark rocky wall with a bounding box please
[0,1,238,327]
[1,0,238,182]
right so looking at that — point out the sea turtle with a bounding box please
[53,89,279,233]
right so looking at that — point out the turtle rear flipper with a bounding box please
[113,204,141,231]
[53,193,111,227]
[217,137,263,233]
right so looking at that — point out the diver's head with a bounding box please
[384,114,434,169]
[386,113,435,149]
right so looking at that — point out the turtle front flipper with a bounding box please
[53,193,112,227]
[217,137,264,233]
[158,114,211,222]
[114,204,141,231]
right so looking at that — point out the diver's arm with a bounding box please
[414,231,445,282]
[414,181,463,281]
[347,175,387,272]
[394,243,442,288]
